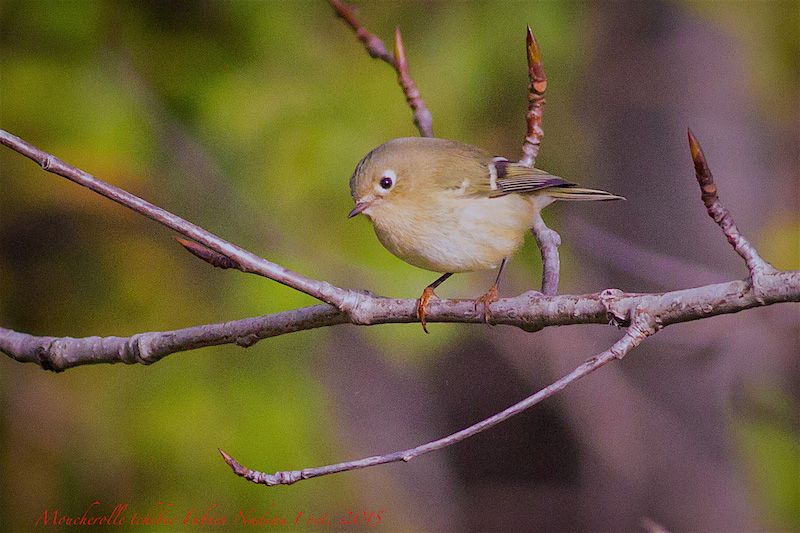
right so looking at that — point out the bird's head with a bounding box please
[348,137,462,221]
[348,138,417,220]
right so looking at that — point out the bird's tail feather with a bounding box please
[546,186,625,201]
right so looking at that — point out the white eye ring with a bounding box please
[375,169,396,193]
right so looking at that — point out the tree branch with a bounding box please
[4,268,797,372]
[688,129,778,285]
[0,306,347,372]
[519,26,547,168]
[328,0,433,137]
[0,129,353,311]
[517,27,561,296]
[220,317,654,485]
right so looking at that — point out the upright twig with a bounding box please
[328,0,433,137]
[519,27,546,168]
[517,27,561,296]
[688,129,778,285]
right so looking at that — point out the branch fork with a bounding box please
[688,129,778,290]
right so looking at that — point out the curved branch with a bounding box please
[220,317,654,485]
[532,214,561,296]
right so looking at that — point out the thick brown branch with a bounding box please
[220,319,653,485]
[328,0,433,137]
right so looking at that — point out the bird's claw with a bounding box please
[416,286,438,334]
[475,284,499,326]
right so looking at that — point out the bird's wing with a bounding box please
[454,157,625,200]
[490,160,574,196]
[461,158,573,197]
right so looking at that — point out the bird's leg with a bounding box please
[475,258,507,325]
[417,272,453,334]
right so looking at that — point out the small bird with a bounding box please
[348,137,624,332]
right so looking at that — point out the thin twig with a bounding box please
[328,0,433,137]
[0,129,351,310]
[328,0,393,62]
[519,26,547,168]
[220,318,654,485]
[532,214,561,296]
[393,27,434,137]
[517,29,561,295]
[687,129,778,284]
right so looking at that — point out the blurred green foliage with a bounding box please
[0,1,798,531]
[732,384,800,531]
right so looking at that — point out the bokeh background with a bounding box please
[1,1,798,531]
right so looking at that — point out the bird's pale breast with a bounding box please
[369,193,539,273]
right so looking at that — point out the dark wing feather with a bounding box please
[488,160,575,197]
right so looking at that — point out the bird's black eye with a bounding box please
[379,176,393,189]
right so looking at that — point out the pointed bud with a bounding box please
[394,27,407,69]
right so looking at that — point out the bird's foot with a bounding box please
[416,286,438,334]
[475,284,499,326]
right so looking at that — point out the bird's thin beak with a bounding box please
[348,200,373,218]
